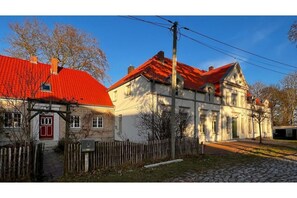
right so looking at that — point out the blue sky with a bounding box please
[0,16,296,87]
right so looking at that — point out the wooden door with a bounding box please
[232,117,238,138]
[39,115,54,139]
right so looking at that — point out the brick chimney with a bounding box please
[30,56,38,64]
[51,58,58,75]
[157,51,164,63]
[128,65,134,74]
[208,66,214,71]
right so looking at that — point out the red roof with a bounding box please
[109,52,235,95]
[0,55,113,107]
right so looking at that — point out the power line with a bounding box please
[156,16,174,24]
[154,16,297,69]
[180,33,292,76]
[121,16,295,76]
[120,16,170,30]
[182,27,297,69]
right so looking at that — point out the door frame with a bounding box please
[232,117,238,139]
[39,115,54,139]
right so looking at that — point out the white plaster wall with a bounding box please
[109,64,273,143]
[109,76,151,142]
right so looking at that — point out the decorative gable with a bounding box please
[223,63,248,89]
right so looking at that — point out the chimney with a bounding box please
[208,66,214,71]
[51,58,58,75]
[30,56,38,64]
[157,51,164,63]
[128,65,134,74]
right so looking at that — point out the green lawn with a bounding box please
[57,141,297,182]
[58,154,258,182]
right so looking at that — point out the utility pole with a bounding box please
[170,21,178,159]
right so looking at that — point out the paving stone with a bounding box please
[167,156,297,182]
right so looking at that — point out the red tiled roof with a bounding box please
[0,55,113,107]
[109,53,235,95]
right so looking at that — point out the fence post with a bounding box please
[201,141,204,155]
[64,142,68,176]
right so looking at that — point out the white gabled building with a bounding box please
[108,51,272,143]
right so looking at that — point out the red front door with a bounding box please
[39,115,54,139]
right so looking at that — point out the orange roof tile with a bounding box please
[109,52,235,96]
[0,55,113,107]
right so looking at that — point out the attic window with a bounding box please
[41,83,51,92]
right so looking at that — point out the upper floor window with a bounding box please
[125,84,132,97]
[206,87,214,103]
[231,93,237,106]
[41,83,51,92]
[70,115,80,128]
[113,90,117,102]
[3,112,21,128]
[175,87,179,96]
[200,115,206,135]
[212,114,217,134]
[93,116,103,128]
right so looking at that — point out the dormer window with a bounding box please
[41,83,51,92]
[168,73,184,96]
[205,84,214,103]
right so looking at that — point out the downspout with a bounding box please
[194,90,198,139]
[151,80,155,140]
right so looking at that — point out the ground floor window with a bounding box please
[200,115,206,135]
[70,115,80,128]
[3,112,21,128]
[93,116,103,128]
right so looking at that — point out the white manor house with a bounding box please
[108,51,272,143]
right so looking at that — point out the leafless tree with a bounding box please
[249,82,267,99]
[67,110,113,142]
[0,63,48,144]
[6,19,109,82]
[137,104,192,141]
[288,21,297,47]
[251,107,268,144]
[281,72,297,125]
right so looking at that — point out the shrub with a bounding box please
[54,138,65,153]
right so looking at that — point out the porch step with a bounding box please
[41,140,58,151]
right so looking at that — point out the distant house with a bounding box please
[0,55,114,146]
[273,126,297,140]
[108,51,272,142]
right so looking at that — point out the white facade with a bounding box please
[109,63,273,143]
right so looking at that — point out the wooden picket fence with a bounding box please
[64,138,199,174]
[0,143,43,181]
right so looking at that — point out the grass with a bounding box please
[58,154,258,182]
[57,141,297,182]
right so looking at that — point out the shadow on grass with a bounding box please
[205,140,297,163]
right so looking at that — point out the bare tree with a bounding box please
[251,107,268,144]
[288,21,297,47]
[0,63,48,144]
[249,82,267,99]
[137,104,192,141]
[261,85,283,126]
[281,72,297,125]
[6,19,109,82]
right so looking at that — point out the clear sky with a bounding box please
[0,16,296,87]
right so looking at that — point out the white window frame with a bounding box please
[113,90,117,102]
[3,112,22,128]
[93,116,103,128]
[125,84,132,97]
[70,115,80,128]
[41,83,51,92]
[231,93,237,106]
